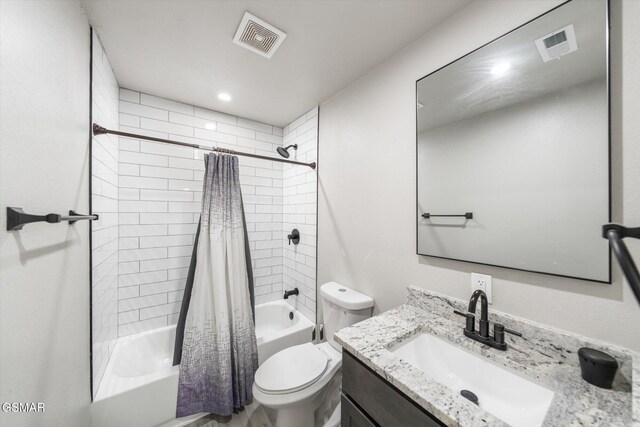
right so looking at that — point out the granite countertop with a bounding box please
[334,286,637,427]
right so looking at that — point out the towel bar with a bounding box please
[7,207,99,231]
[422,212,473,219]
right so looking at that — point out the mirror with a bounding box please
[416,0,610,282]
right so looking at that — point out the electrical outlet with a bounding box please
[471,273,492,304]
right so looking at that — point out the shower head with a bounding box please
[276,144,297,159]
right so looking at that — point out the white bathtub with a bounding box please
[92,300,314,427]
[255,300,315,364]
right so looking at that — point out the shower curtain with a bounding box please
[173,153,258,420]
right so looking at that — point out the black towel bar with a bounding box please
[6,207,99,231]
[603,224,640,305]
[422,212,473,219]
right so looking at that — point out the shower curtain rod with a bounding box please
[92,124,316,169]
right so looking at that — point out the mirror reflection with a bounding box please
[416,0,609,282]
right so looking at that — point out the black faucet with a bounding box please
[454,289,522,351]
[468,289,490,338]
[283,288,299,299]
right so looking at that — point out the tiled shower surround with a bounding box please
[90,32,119,395]
[114,89,318,337]
[282,110,318,321]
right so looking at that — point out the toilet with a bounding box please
[252,282,374,427]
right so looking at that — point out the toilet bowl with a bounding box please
[252,282,374,427]
[252,342,341,427]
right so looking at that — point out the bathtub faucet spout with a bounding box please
[283,288,299,299]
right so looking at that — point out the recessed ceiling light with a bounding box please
[218,93,232,102]
[205,123,217,130]
[491,62,511,76]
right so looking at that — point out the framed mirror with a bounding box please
[416,0,610,283]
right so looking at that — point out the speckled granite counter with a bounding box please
[334,286,637,426]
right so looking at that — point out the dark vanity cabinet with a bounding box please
[341,350,445,427]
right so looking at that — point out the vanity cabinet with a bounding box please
[341,394,376,427]
[341,350,445,427]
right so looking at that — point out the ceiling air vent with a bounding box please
[233,12,287,59]
[535,24,578,62]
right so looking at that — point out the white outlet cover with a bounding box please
[471,273,492,304]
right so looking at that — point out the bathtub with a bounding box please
[255,300,315,364]
[92,300,314,427]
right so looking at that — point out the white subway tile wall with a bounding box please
[116,90,319,336]
[281,109,319,322]
[91,32,119,395]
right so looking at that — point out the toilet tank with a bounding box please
[320,282,374,351]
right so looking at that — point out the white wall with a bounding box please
[91,31,120,395]
[0,1,92,426]
[318,0,640,351]
[114,89,288,336]
[282,108,319,322]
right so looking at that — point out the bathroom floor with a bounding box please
[182,402,276,427]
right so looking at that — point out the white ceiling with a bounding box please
[80,0,470,127]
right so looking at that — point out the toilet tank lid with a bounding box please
[320,282,374,310]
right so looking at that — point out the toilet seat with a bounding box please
[254,343,329,395]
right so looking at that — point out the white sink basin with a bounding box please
[391,333,554,427]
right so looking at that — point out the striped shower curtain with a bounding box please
[173,153,258,420]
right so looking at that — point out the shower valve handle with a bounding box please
[288,229,300,245]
